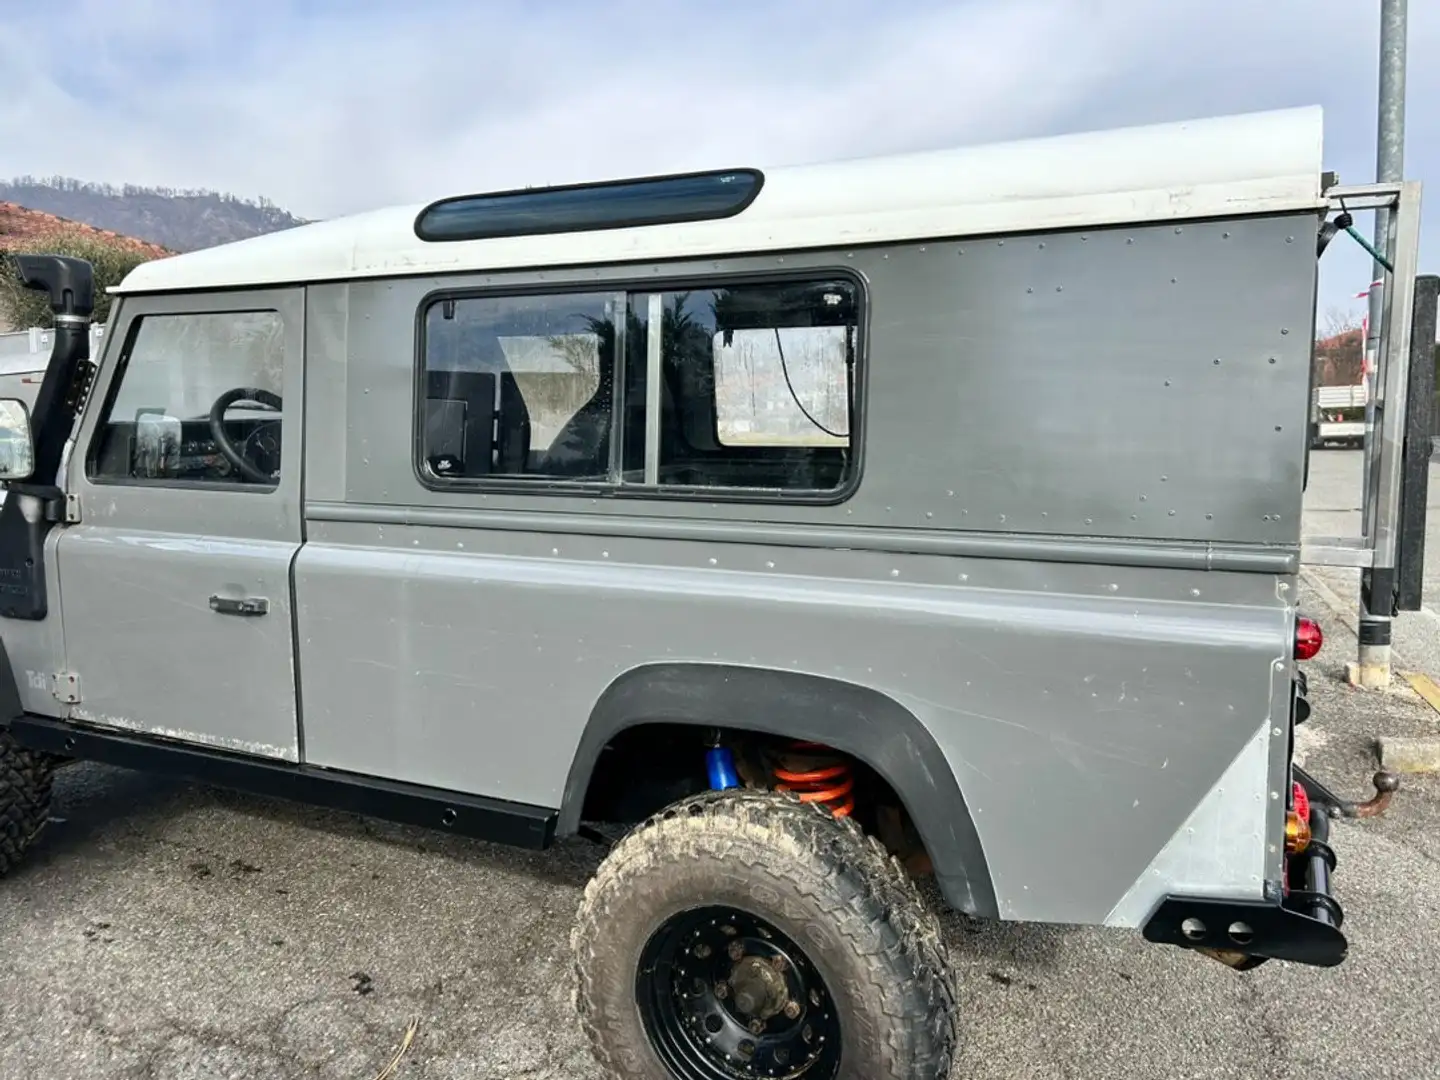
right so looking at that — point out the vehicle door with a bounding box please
[56,289,304,760]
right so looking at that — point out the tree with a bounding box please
[1313,308,1365,386]
[0,232,163,329]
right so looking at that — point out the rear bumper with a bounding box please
[1140,671,1345,969]
[1140,804,1346,968]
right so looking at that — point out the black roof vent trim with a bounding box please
[414,168,765,244]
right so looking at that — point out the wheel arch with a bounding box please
[559,662,998,918]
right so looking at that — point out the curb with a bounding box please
[1378,734,1440,774]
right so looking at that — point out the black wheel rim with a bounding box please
[636,905,842,1080]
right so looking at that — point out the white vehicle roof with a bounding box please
[114,105,1325,296]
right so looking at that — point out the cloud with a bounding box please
[0,0,1434,316]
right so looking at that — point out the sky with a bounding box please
[0,0,1435,323]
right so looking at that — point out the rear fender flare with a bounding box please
[559,663,998,918]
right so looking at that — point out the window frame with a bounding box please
[84,303,289,494]
[411,266,868,506]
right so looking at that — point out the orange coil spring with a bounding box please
[773,741,855,818]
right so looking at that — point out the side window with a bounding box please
[420,292,620,481]
[626,280,857,493]
[90,310,285,487]
[418,275,859,497]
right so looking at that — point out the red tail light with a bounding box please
[1295,616,1323,661]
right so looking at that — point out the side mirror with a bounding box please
[0,399,35,481]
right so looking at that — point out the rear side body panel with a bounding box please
[291,212,1317,925]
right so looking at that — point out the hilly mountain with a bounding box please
[0,176,309,253]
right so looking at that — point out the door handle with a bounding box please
[209,595,269,616]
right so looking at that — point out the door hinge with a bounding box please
[51,671,81,704]
[65,493,81,523]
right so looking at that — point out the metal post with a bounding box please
[1355,0,1408,689]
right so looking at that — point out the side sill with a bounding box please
[10,714,557,850]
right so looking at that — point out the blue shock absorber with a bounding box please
[706,744,740,790]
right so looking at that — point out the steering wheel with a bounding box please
[208,387,283,484]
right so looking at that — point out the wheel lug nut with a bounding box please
[738,1040,755,1059]
[783,1000,801,1020]
[727,940,745,961]
[714,982,729,1000]
[694,943,711,959]
[748,1019,765,1035]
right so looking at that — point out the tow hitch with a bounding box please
[1295,763,1400,819]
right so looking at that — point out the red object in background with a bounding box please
[1295,616,1324,660]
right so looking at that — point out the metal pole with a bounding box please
[1356,0,1407,689]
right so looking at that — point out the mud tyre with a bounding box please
[572,788,959,1080]
[0,727,55,876]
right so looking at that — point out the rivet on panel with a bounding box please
[1190,588,1201,597]
[1275,426,1283,432]
[1038,242,1045,249]
[998,514,1006,523]
[1127,238,1135,245]
[998,240,1005,246]
[1213,358,1221,365]
[1164,380,1172,387]
[925,511,934,519]
[766,561,775,569]
[602,551,610,558]
[552,547,560,556]
[1171,277,1178,285]
[1085,518,1093,525]
[1140,494,1148,502]
[1108,583,1119,592]
[890,569,900,578]
[1174,227,1183,234]
[1281,328,1290,335]
[709,558,718,566]
[1273,727,1283,737]
[1130,514,1138,521]
[959,573,969,582]
[1056,286,1063,293]
[1027,287,1034,294]
[1168,510,1176,516]
[1223,232,1231,239]
[1286,236,1294,243]
[1205,513,1213,520]
[1269,357,1277,364]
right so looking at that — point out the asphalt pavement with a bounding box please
[2,450,1438,1079]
